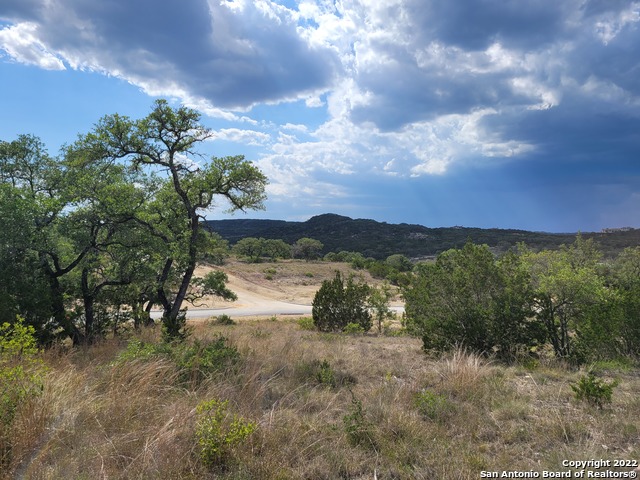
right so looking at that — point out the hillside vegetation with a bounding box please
[206,213,640,259]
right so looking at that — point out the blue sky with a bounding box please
[1,0,639,232]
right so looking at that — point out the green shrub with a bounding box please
[414,389,455,421]
[296,316,315,331]
[115,339,172,362]
[211,314,235,326]
[342,393,375,449]
[293,359,356,388]
[116,335,239,386]
[176,337,240,384]
[316,359,336,387]
[571,372,618,409]
[195,399,256,467]
[312,271,372,332]
[0,317,45,467]
[343,322,365,335]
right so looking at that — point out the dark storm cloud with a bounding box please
[0,0,339,108]
[413,0,571,50]
[346,0,639,134]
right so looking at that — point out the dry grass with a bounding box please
[4,319,639,479]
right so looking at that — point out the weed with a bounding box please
[115,339,171,362]
[343,322,365,335]
[342,392,375,450]
[296,316,315,331]
[211,314,235,326]
[195,398,256,467]
[293,359,356,388]
[175,337,240,384]
[0,317,45,469]
[251,329,271,339]
[115,335,239,386]
[414,389,455,421]
[571,372,618,409]
[316,360,336,387]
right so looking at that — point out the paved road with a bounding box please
[150,301,314,319]
[151,304,404,319]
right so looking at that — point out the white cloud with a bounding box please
[281,123,308,133]
[0,22,64,70]
[594,2,640,44]
[212,128,271,146]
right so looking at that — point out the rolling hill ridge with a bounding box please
[205,213,640,259]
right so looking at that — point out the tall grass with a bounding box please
[4,319,639,479]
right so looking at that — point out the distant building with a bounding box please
[601,227,635,233]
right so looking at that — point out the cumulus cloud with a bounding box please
[1,0,639,210]
[211,128,271,146]
[0,22,64,70]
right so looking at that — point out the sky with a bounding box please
[1,0,639,233]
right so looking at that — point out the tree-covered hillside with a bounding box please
[206,213,640,259]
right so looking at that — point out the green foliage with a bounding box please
[296,316,315,330]
[201,231,231,265]
[1,101,266,345]
[292,237,323,261]
[192,271,238,302]
[233,237,291,262]
[211,314,235,326]
[366,260,393,279]
[342,393,375,449]
[404,242,542,357]
[116,335,239,386]
[610,246,640,356]
[368,282,395,334]
[263,267,277,280]
[414,389,455,421]
[403,237,636,363]
[385,254,413,272]
[316,359,336,387]
[367,255,414,285]
[115,338,173,362]
[343,322,365,334]
[233,237,264,262]
[173,337,240,385]
[263,239,292,261]
[312,272,372,332]
[195,398,256,467]
[161,310,189,343]
[0,317,45,467]
[349,252,367,270]
[524,236,609,361]
[571,372,618,409]
[293,359,356,388]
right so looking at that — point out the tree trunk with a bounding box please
[81,268,95,344]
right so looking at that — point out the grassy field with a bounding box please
[5,316,639,479]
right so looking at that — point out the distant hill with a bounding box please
[204,213,640,260]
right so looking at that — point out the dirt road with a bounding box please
[151,261,404,319]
